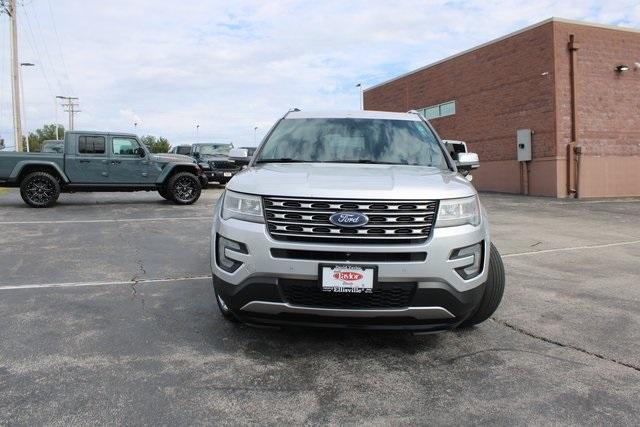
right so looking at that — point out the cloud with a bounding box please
[0,0,638,147]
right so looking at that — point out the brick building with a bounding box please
[364,18,640,198]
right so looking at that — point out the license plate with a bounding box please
[320,264,377,293]
[223,172,233,177]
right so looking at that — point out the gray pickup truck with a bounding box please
[0,131,207,207]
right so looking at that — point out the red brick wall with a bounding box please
[364,22,558,195]
[554,22,640,157]
[364,20,640,197]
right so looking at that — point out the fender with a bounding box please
[156,162,200,184]
[9,160,70,184]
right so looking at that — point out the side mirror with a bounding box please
[455,152,479,176]
[192,152,200,159]
[139,148,146,158]
[229,148,252,165]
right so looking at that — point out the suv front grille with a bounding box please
[280,279,416,309]
[264,197,438,243]
[209,161,241,171]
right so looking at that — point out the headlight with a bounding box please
[221,190,264,223]
[435,196,480,228]
[199,162,211,170]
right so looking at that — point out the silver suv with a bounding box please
[210,110,505,333]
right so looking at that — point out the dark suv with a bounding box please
[191,143,241,185]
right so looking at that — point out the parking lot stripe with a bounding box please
[0,275,212,291]
[0,217,211,225]
[503,239,640,258]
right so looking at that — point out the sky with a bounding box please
[0,0,638,149]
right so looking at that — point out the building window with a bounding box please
[419,100,456,120]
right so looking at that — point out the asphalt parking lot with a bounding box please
[1,188,639,425]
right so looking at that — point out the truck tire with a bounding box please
[459,243,505,327]
[20,171,61,208]
[166,171,201,205]
[158,186,171,201]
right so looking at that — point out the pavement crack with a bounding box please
[444,347,586,366]
[129,279,147,312]
[492,318,640,372]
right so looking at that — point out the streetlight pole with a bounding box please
[356,83,363,110]
[254,126,258,144]
[196,124,200,141]
[20,62,35,152]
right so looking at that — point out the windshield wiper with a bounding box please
[255,158,308,164]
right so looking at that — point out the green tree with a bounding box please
[27,124,65,152]
[141,135,171,153]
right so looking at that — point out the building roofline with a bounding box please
[364,17,640,92]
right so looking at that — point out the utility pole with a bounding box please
[6,0,23,151]
[57,96,80,130]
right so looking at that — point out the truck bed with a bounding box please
[0,152,64,181]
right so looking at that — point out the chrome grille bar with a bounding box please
[264,197,438,243]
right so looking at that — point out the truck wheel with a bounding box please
[459,243,505,327]
[167,172,201,205]
[158,186,171,201]
[20,171,61,208]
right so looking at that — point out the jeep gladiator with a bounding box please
[0,131,207,207]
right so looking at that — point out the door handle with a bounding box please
[79,159,91,163]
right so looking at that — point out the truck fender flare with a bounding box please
[9,161,70,184]
[156,162,199,184]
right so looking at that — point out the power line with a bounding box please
[46,0,73,95]
[24,0,66,94]
[18,2,55,98]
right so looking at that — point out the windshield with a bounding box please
[199,144,232,156]
[256,118,448,168]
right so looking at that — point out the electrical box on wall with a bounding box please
[516,129,532,162]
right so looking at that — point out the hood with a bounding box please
[152,153,195,163]
[227,163,476,200]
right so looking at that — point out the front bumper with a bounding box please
[211,206,490,332]
[204,170,240,182]
[213,275,484,331]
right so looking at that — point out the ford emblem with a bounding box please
[329,211,369,228]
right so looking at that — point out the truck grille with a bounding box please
[280,279,416,309]
[264,197,438,243]
[209,161,241,171]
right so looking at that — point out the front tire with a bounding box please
[460,243,505,327]
[166,172,201,205]
[20,171,61,208]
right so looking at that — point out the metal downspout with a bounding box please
[568,34,580,198]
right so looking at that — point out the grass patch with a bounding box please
[0,188,12,195]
